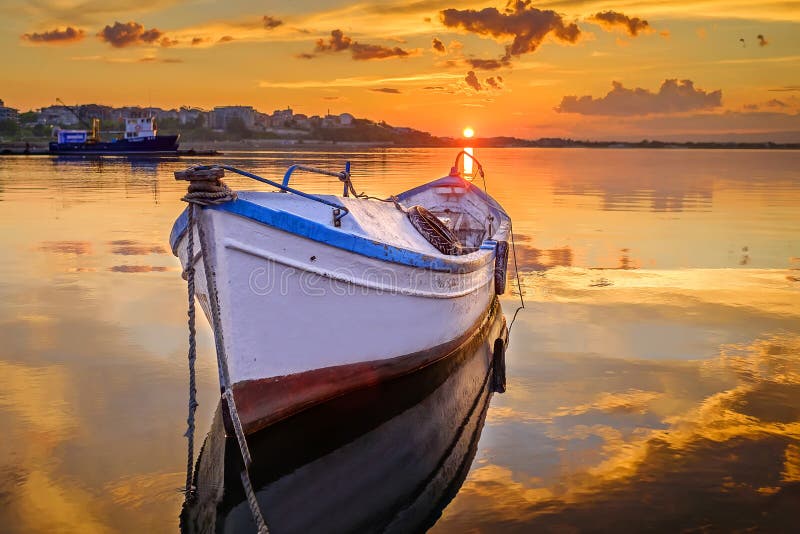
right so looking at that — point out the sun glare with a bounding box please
[463,127,474,138]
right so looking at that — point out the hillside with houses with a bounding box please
[0,98,445,146]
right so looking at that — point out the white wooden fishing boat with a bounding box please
[170,153,510,435]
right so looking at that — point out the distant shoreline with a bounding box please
[2,138,799,156]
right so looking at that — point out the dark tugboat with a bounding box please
[49,101,179,155]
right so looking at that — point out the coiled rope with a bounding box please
[176,166,269,534]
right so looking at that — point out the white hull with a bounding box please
[172,166,510,433]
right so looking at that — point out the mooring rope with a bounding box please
[507,221,526,335]
[183,203,199,502]
[176,166,269,534]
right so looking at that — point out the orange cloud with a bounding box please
[309,29,412,60]
[21,27,85,44]
[97,21,163,48]
[263,15,283,29]
[590,10,652,37]
[557,79,723,116]
[440,0,581,63]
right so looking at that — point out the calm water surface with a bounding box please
[0,148,798,532]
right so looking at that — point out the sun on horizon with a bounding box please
[463,127,475,138]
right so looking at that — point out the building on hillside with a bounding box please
[79,104,114,121]
[270,107,294,127]
[0,99,19,122]
[292,113,311,130]
[321,114,340,128]
[38,105,78,126]
[211,106,256,130]
[338,113,354,126]
[178,107,206,125]
[155,108,179,121]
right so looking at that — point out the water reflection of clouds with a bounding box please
[108,265,171,273]
[108,240,167,256]
[0,280,218,534]
[441,263,800,530]
[39,240,93,255]
[436,332,800,531]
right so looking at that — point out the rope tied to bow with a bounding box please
[175,165,269,533]
[175,165,237,205]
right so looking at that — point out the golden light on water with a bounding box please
[463,146,474,177]
[463,127,474,138]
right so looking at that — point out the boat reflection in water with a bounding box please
[181,298,506,533]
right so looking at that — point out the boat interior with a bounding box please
[397,175,509,252]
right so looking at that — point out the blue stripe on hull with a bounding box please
[169,198,494,273]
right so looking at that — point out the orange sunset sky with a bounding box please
[2,1,799,140]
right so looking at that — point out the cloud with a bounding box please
[466,57,510,70]
[432,37,446,53]
[259,72,463,89]
[370,87,402,94]
[465,70,483,91]
[21,27,85,44]
[218,35,234,43]
[159,37,178,47]
[263,15,283,29]
[351,42,410,60]
[556,79,722,116]
[97,21,163,48]
[315,29,352,52]
[190,37,207,46]
[589,11,651,37]
[757,34,768,46]
[440,0,581,63]
[309,29,412,60]
[486,76,503,89]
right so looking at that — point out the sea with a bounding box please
[0,148,798,532]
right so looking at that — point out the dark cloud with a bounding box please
[769,85,800,92]
[191,37,207,46]
[315,29,352,52]
[351,42,409,60]
[432,37,446,53]
[295,52,315,59]
[370,87,402,94]
[22,27,85,44]
[465,70,483,91]
[590,10,651,36]
[486,76,502,89]
[97,21,163,48]
[159,37,178,47]
[757,34,768,46]
[263,15,283,29]
[466,57,510,70]
[311,29,411,60]
[556,79,722,116]
[766,99,787,108]
[219,35,234,43]
[440,0,581,63]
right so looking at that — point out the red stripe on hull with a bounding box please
[227,298,504,436]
